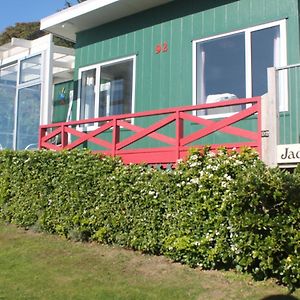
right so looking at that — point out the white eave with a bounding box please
[0,35,75,81]
[41,0,173,42]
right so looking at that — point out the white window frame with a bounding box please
[77,55,136,128]
[14,53,43,149]
[0,63,18,150]
[192,19,287,117]
[0,53,44,150]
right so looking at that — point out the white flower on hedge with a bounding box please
[231,244,237,251]
[189,162,197,168]
[208,152,216,158]
[190,155,198,161]
[224,174,232,181]
[149,190,159,198]
[190,178,200,185]
[212,165,219,171]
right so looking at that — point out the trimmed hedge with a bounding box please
[0,148,300,291]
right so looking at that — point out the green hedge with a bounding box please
[1,148,300,291]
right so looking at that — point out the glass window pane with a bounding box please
[80,69,96,119]
[99,59,133,117]
[252,26,280,96]
[20,55,41,84]
[197,33,246,103]
[16,85,41,150]
[196,33,245,114]
[0,64,17,149]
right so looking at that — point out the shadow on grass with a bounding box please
[261,295,299,300]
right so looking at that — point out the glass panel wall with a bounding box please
[0,64,18,149]
[20,55,41,84]
[16,85,41,150]
[0,54,42,150]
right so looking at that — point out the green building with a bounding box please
[37,0,300,167]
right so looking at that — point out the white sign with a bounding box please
[277,144,300,164]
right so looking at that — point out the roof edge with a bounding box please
[41,0,119,31]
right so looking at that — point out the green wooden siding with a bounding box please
[53,81,73,123]
[72,0,300,147]
[278,66,300,144]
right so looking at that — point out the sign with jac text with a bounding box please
[277,144,300,164]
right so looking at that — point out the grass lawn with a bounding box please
[0,222,299,300]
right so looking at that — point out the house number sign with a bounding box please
[155,42,168,54]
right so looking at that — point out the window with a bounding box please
[193,20,287,115]
[20,55,41,84]
[16,85,41,150]
[0,64,18,149]
[78,56,135,122]
[0,54,42,150]
[17,55,42,149]
[80,68,96,120]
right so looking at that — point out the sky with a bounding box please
[0,0,79,33]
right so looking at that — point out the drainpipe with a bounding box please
[261,67,279,167]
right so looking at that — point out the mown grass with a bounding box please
[0,222,299,300]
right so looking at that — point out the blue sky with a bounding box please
[0,0,79,33]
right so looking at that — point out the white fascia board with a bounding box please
[53,60,74,70]
[0,36,46,65]
[11,38,32,49]
[41,0,119,29]
[41,0,173,42]
[53,45,75,56]
[40,0,120,41]
[0,42,12,52]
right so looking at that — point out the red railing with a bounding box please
[39,97,261,165]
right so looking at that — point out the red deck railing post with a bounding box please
[112,117,120,157]
[61,124,68,149]
[176,110,183,160]
[38,127,46,149]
